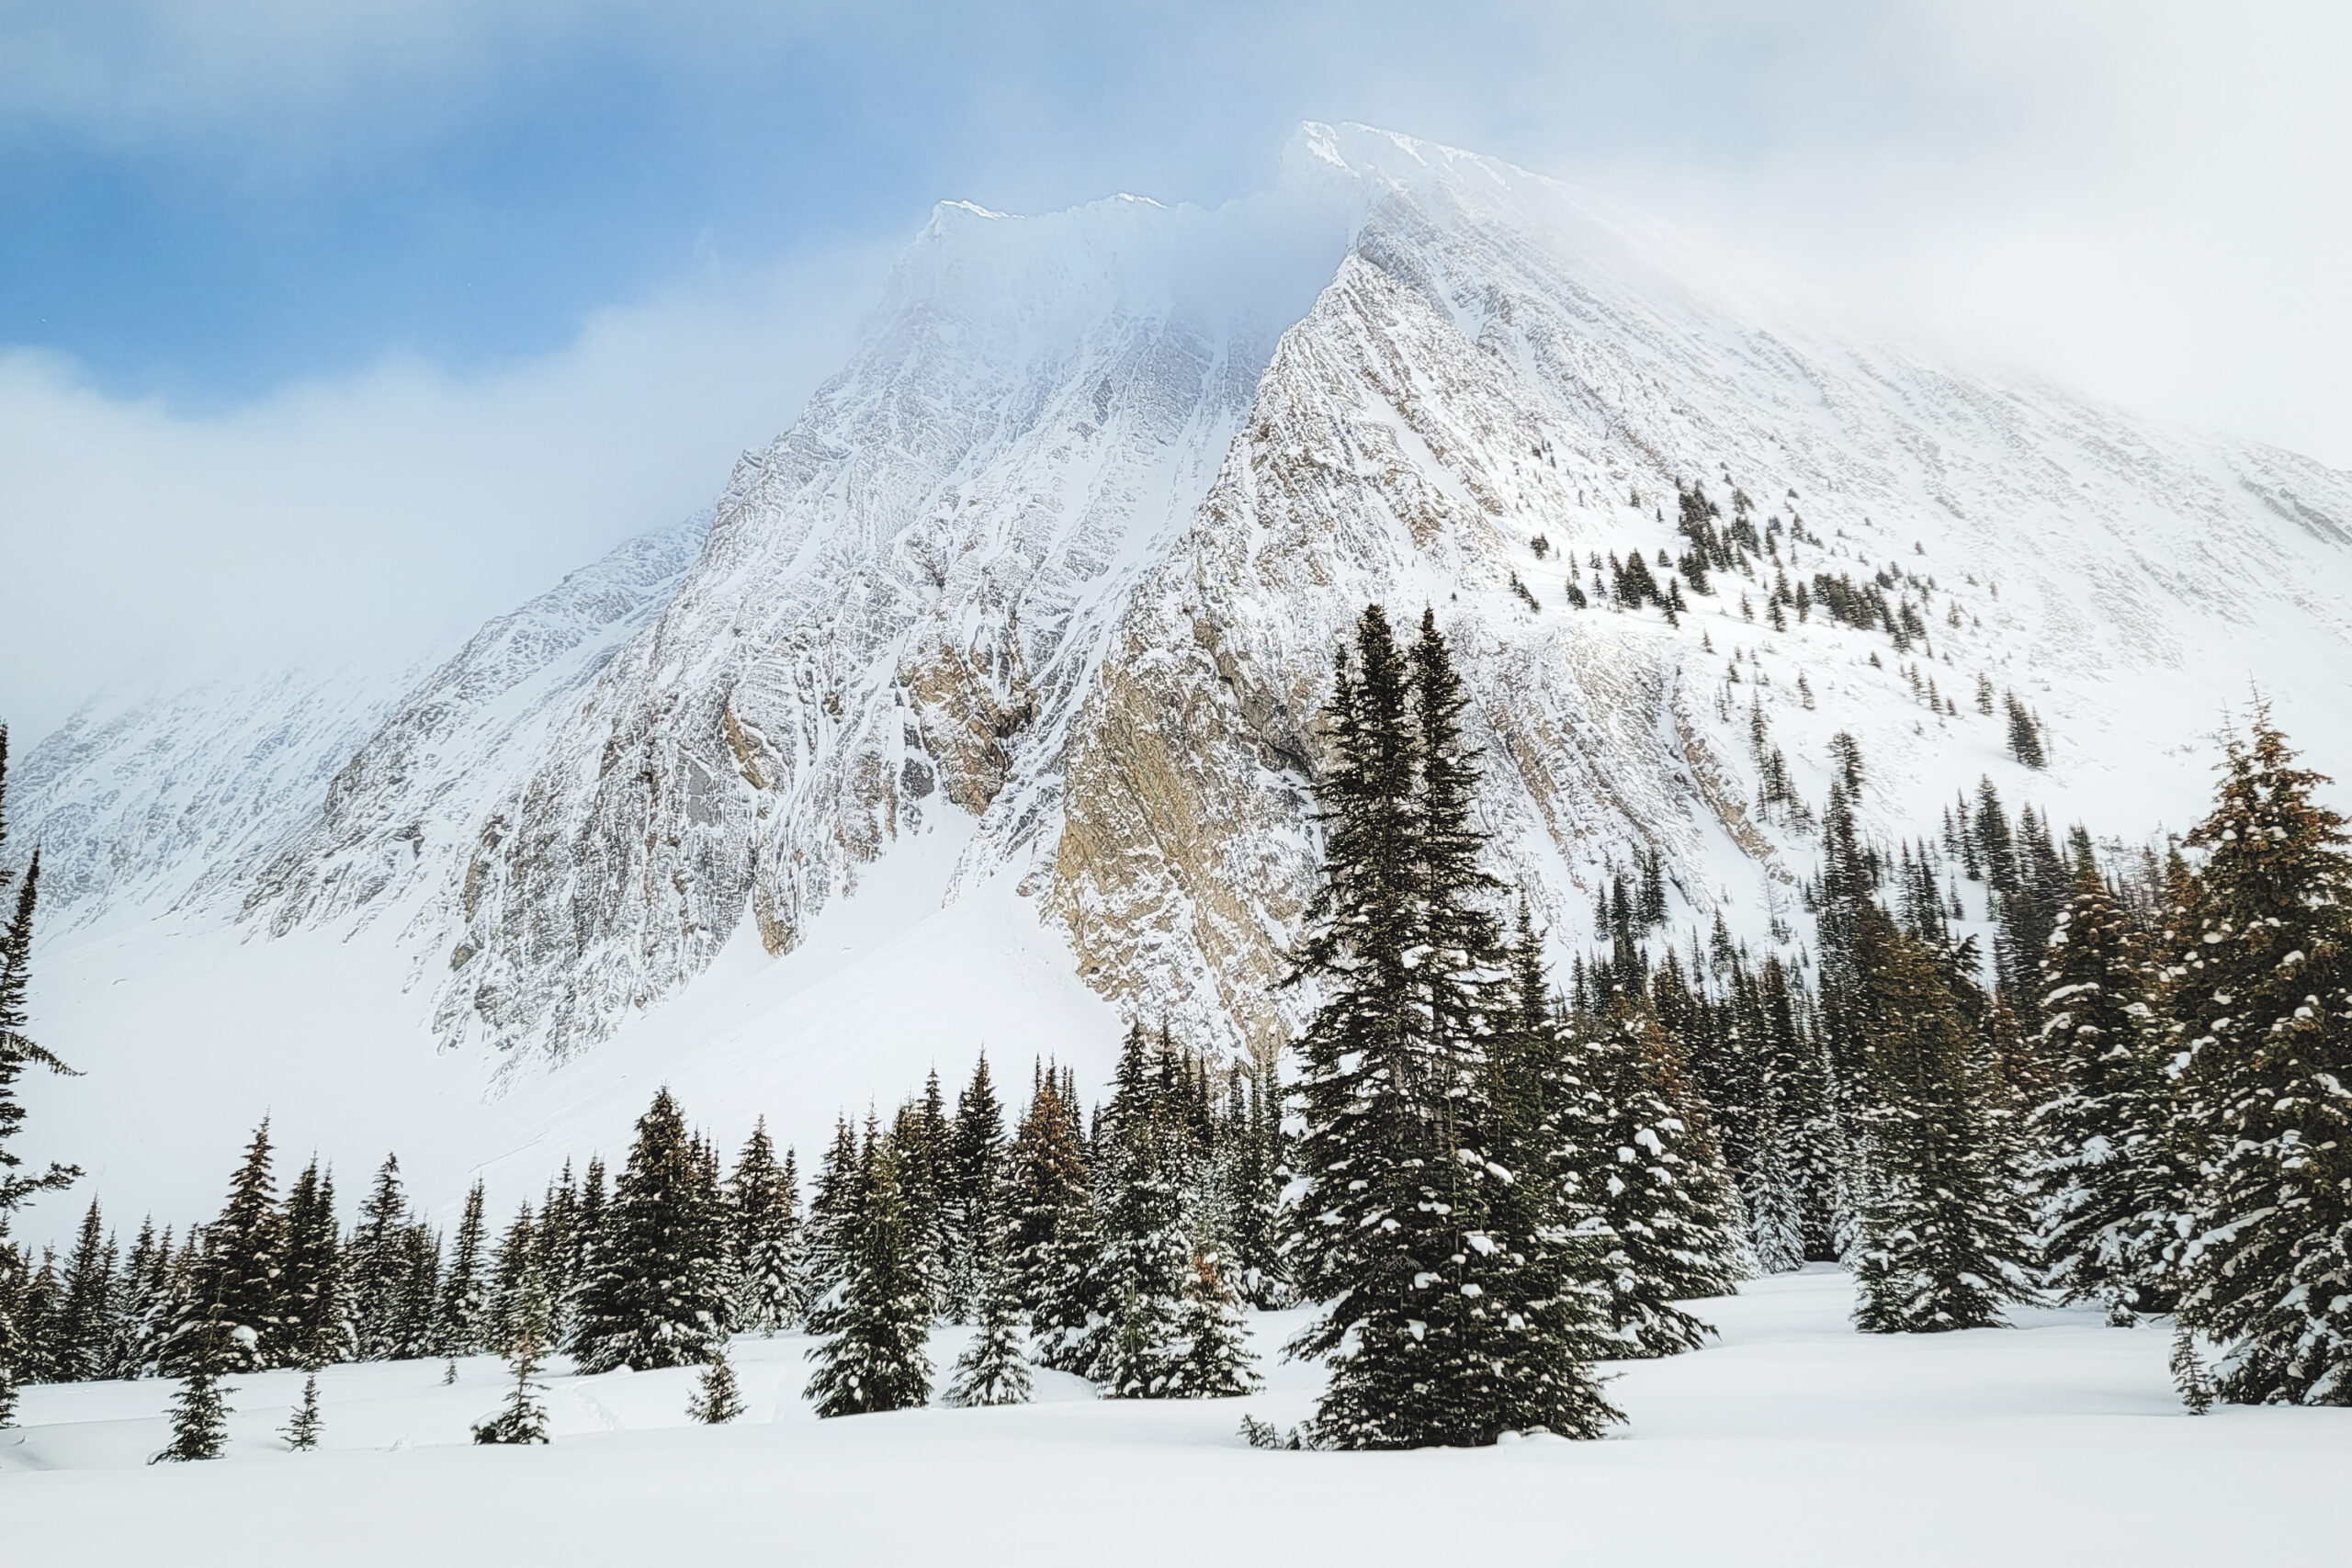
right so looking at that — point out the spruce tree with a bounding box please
[1167,1251,1259,1399]
[2027,867,2188,1321]
[728,1120,803,1334]
[487,1202,540,1354]
[805,1140,933,1417]
[1006,1068,1095,1370]
[1,847,79,1226]
[688,1352,745,1423]
[571,1089,729,1372]
[1078,1108,1190,1396]
[433,1179,492,1358]
[1848,903,2037,1332]
[2167,715,2352,1404]
[276,1160,348,1368]
[168,1120,284,1375]
[389,1221,442,1360]
[1283,607,1610,1446]
[346,1155,415,1360]
[944,1244,1031,1407]
[282,1367,323,1451]
[54,1198,116,1382]
[946,1055,1006,1322]
[1563,1011,1748,1356]
[472,1278,551,1445]
[153,1303,232,1462]
[803,1116,862,1305]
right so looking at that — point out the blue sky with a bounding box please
[3,2,2346,738]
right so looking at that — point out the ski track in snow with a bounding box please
[5,1271,2344,1566]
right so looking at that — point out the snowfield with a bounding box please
[6,1269,2343,1565]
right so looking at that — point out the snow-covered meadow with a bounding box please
[7,1269,2342,1566]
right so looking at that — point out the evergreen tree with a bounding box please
[389,1222,442,1360]
[728,1120,803,1334]
[472,1278,551,1445]
[275,1159,347,1369]
[944,1245,1031,1407]
[347,1155,415,1360]
[1564,1011,1748,1356]
[571,1089,729,1372]
[804,1117,862,1305]
[1283,607,1610,1446]
[487,1202,540,1353]
[805,1141,933,1417]
[113,1223,179,1378]
[53,1199,116,1382]
[1745,957,1818,1272]
[1078,1108,1191,1396]
[2167,715,2352,1404]
[1005,1068,1095,1370]
[687,1353,745,1423]
[168,1120,285,1375]
[154,1348,232,1462]
[2027,868,2187,1321]
[1,846,79,1227]
[431,1179,492,1358]
[1166,1251,1259,1399]
[1212,1064,1286,1307]
[1847,903,2037,1332]
[282,1368,323,1451]
[945,1055,1006,1322]
[107,1219,167,1378]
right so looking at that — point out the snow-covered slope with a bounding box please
[14,121,2352,1226]
[8,1273,2347,1567]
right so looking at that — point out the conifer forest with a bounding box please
[7,604,2351,1504]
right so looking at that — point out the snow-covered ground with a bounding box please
[6,1269,2342,1565]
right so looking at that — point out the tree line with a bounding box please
[4,612,2349,1453]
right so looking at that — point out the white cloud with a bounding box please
[0,243,882,742]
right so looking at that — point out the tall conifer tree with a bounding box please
[571,1089,728,1372]
[805,1140,933,1417]
[2167,715,2352,1404]
[1848,904,2037,1332]
[2027,868,2188,1321]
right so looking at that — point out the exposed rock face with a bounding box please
[19,123,2352,1079]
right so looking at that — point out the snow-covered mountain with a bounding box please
[14,121,2352,1222]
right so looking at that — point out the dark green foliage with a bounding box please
[571,1089,729,1373]
[434,1179,491,1358]
[277,1161,349,1369]
[282,1368,323,1450]
[1283,607,1612,1447]
[687,1353,745,1424]
[944,1055,1006,1322]
[472,1278,551,1445]
[167,1120,285,1376]
[1562,1011,1748,1356]
[805,1140,933,1417]
[0,846,80,1223]
[944,1245,1031,1407]
[347,1155,430,1360]
[2027,870,2188,1321]
[1167,1252,1259,1399]
[728,1119,803,1334]
[2167,715,2352,1405]
[1847,904,2037,1332]
[153,1351,231,1462]
[1007,1067,1094,1370]
[52,1199,116,1382]
[2006,693,2048,769]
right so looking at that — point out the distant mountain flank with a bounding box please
[17,120,2352,1086]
